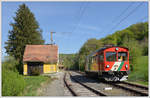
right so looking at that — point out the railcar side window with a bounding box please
[106,52,117,61]
[92,56,97,63]
[118,52,127,61]
[99,53,104,62]
[91,57,94,63]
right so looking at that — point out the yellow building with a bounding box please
[23,44,59,75]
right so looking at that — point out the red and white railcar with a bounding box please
[85,46,130,81]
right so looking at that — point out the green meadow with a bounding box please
[128,56,148,86]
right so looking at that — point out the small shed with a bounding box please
[23,44,59,75]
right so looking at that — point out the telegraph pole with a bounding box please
[78,56,80,71]
[50,32,55,44]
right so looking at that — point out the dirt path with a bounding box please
[38,71,68,96]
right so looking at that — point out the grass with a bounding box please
[22,75,51,96]
[128,56,148,86]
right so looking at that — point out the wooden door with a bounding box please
[27,62,43,75]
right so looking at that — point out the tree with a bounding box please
[127,22,148,40]
[102,34,117,45]
[122,37,142,70]
[5,4,44,73]
[78,38,103,71]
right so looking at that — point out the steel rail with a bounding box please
[74,71,148,96]
[121,81,148,90]
[69,72,107,96]
[109,83,148,96]
[64,72,78,96]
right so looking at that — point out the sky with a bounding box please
[2,1,148,59]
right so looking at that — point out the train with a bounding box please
[85,45,130,81]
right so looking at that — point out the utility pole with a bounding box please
[50,32,56,44]
[78,56,80,72]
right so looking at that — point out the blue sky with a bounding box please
[2,1,148,59]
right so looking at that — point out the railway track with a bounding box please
[109,81,148,96]
[121,81,148,90]
[64,72,106,96]
[64,72,77,96]
[72,71,149,96]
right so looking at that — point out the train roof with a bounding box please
[87,46,128,57]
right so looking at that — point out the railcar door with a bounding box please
[98,52,104,75]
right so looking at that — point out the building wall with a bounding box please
[24,64,28,75]
[23,63,57,75]
[43,64,57,73]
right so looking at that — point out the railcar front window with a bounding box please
[99,53,104,62]
[118,52,127,61]
[106,52,117,61]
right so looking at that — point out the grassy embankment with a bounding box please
[22,75,51,96]
[2,69,51,96]
[2,56,51,96]
[128,56,148,86]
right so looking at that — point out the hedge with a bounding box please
[2,69,25,96]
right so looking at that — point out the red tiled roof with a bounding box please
[23,45,58,63]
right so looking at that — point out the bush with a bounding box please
[2,69,25,96]
[2,56,18,72]
[2,56,25,96]
[31,67,40,76]
[128,56,148,85]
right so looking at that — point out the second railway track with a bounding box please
[109,81,148,96]
[71,71,149,96]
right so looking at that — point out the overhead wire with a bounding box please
[70,2,146,37]
[138,16,148,22]
[107,2,144,33]
[69,2,84,33]
[71,2,88,33]
[100,2,134,34]
[111,2,135,23]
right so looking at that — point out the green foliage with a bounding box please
[140,37,148,56]
[2,56,18,72]
[2,56,50,96]
[78,38,103,71]
[127,22,148,40]
[102,34,117,45]
[2,56,26,96]
[2,69,25,96]
[122,39,142,71]
[59,54,78,70]
[5,4,44,73]
[128,56,148,85]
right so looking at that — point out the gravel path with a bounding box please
[38,71,69,96]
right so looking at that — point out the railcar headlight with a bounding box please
[106,65,110,68]
[125,64,128,68]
